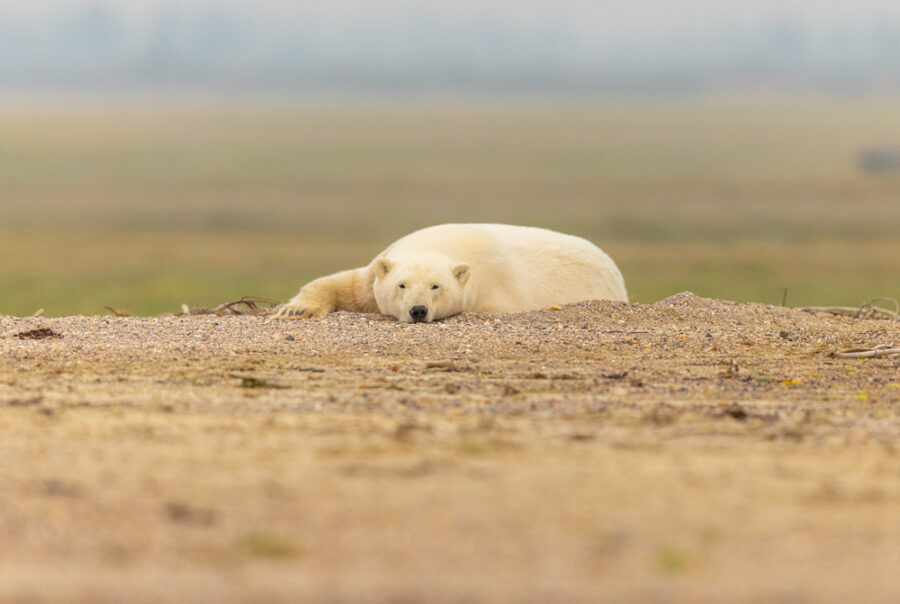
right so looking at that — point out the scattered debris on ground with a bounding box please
[15,327,62,340]
[798,297,900,321]
[176,296,280,317]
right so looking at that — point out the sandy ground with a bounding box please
[1,292,899,603]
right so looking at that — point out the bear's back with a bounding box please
[387,223,596,258]
[381,224,627,310]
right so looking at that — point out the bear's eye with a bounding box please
[398,283,406,289]
[431,284,439,290]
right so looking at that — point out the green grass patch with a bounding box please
[1,99,898,316]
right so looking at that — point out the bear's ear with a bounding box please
[452,263,470,285]
[375,258,395,279]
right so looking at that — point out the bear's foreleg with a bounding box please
[273,267,377,319]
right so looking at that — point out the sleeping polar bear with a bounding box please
[273,223,627,323]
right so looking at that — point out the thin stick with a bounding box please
[211,297,279,314]
[835,343,900,358]
[858,297,900,319]
[180,296,281,316]
[798,302,900,321]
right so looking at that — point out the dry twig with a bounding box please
[178,296,280,317]
[798,297,900,321]
[834,343,900,359]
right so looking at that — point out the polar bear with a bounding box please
[273,223,627,323]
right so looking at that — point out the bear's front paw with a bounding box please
[272,302,329,320]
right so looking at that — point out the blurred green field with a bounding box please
[1,97,898,316]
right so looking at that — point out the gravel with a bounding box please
[1,292,899,603]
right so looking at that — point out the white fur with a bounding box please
[275,223,627,323]
[375,224,626,321]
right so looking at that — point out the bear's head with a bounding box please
[373,253,470,323]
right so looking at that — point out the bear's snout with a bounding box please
[409,305,428,322]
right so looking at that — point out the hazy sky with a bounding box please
[7,0,900,37]
[3,0,897,94]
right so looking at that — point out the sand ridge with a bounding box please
[1,293,899,602]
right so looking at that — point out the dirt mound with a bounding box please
[1,294,899,602]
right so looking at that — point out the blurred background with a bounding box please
[1,0,898,316]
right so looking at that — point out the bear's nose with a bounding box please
[409,305,428,322]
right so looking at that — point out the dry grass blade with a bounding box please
[104,305,133,317]
[178,296,281,317]
[226,373,289,389]
[797,297,900,321]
